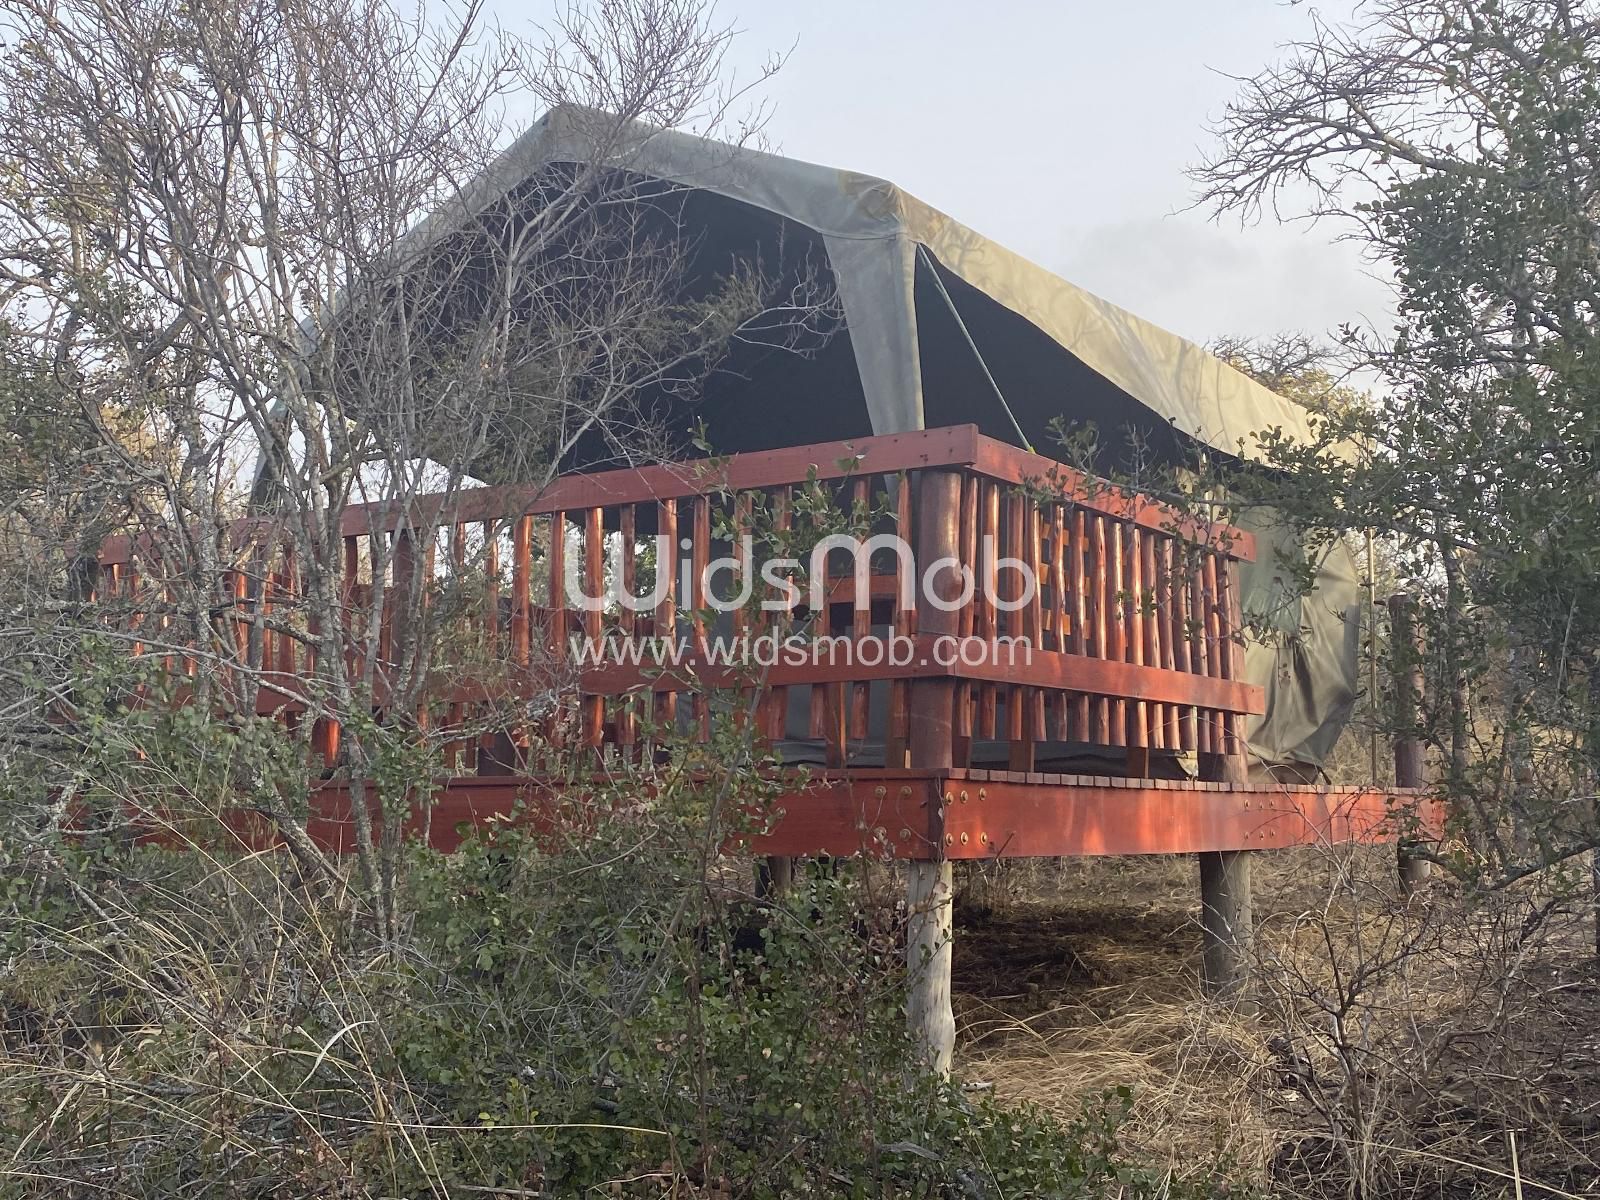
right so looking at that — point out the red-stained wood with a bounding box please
[1045,505,1064,653]
[443,511,466,770]
[904,466,957,1072]
[341,534,361,685]
[1203,552,1223,756]
[428,525,468,768]
[511,515,532,667]
[850,476,872,742]
[476,523,499,769]
[764,488,791,743]
[958,474,978,645]
[886,474,914,768]
[157,580,174,678]
[1025,497,1047,742]
[1141,529,1165,752]
[690,496,711,744]
[90,423,1273,790]
[482,521,500,657]
[1066,507,1089,743]
[149,771,1435,861]
[569,636,1263,711]
[617,504,638,755]
[303,557,328,762]
[1087,513,1109,744]
[1105,512,1126,748]
[967,437,1256,560]
[1125,524,1147,756]
[372,534,394,672]
[545,512,566,756]
[1004,490,1030,770]
[1043,506,1063,739]
[733,494,756,737]
[1175,571,1197,753]
[977,480,999,740]
[654,498,678,739]
[391,531,415,682]
[313,716,340,768]
[926,777,1440,860]
[467,524,489,771]
[1192,549,1213,756]
[582,506,605,757]
[269,552,290,677]
[909,469,962,793]
[1156,537,1181,749]
[438,426,988,525]
[407,530,437,721]
[953,473,979,763]
[124,562,148,682]
[420,532,437,658]
[232,564,252,684]
[808,499,830,746]
[102,427,1254,566]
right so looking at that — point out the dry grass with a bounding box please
[952,855,1283,1175]
[949,848,1600,1198]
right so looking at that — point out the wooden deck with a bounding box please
[90,424,1432,864]
[168,770,1427,859]
[87,421,1439,1067]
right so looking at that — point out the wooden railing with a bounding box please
[94,424,1260,777]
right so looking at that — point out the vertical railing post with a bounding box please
[906,468,961,1076]
[582,507,605,759]
[1389,591,1432,893]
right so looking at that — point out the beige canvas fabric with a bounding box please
[406,105,1320,459]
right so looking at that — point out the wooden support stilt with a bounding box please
[1389,592,1433,893]
[1198,750,1253,998]
[759,855,794,898]
[906,859,954,1074]
[906,469,961,1076]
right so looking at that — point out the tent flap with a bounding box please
[824,233,923,435]
[1237,509,1362,773]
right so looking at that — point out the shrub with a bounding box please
[0,801,1236,1198]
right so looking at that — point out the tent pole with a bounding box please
[916,245,1033,453]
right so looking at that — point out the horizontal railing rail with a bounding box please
[90,424,1260,777]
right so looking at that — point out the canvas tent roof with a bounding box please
[398,105,1321,465]
[369,105,1360,774]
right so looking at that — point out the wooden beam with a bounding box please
[99,426,1255,568]
[321,424,1255,558]
[915,776,1435,859]
[569,637,1266,714]
[110,770,1439,863]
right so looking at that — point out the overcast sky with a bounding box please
[498,0,1393,353]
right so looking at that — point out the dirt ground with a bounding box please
[950,848,1600,1199]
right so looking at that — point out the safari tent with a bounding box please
[380,105,1362,776]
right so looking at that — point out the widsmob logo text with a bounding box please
[568,629,1034,671]
[561,533,1039,615]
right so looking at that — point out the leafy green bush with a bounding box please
[0,624,1236,1196]
[0,800,1240,1198]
